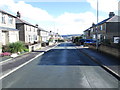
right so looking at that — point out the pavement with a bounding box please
[0,43,59,77]
[75,45,120,80]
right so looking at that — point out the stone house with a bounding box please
[0,9,19,53]
[37,28,59,46]
[16,17,38,44]
[84,12,120,44]
[16,17,42,51]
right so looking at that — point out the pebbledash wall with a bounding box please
[89,45,120,58]
[0,10,19,53]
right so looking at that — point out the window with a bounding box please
[91,28,93,32]
[8,16,13,24]
[29,35,31,42]
[33,35,37,41]
[100,25,103,30]
[93,35,96,39]
[34,28,35,32]
[30,26,31,31]
[26,25,27,31]
[2,13,6,24]
[114,36,120,43]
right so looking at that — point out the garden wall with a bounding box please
[28,43,41,52]
[89,45,120,58]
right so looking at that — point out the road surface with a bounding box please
[2,43,119,88]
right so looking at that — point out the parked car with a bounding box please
[79,39,96,46]
[84,39,96,46]
[84,39,96,43]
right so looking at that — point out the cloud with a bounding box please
[0,0,53,21]
[53,12,97,34]
[14,0,86,2]
[86,0,118,13]
[0,0,108,35]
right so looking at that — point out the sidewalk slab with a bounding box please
[76,46,120,79]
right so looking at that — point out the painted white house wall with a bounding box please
[0,10,19,53]
[24,24,38,44]
[9,31,19,43]
[0,12,16,28]
[40,30,50,42]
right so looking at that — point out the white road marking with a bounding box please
[0,52,44,80]
[0,44,59,80]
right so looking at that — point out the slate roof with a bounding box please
[38,27,50,33]
[84,15,119,32]
[96,15,119,25]
[0,9,16,18]
[106,15,120,22]
[96,18,111,25]
[16,17,37,27]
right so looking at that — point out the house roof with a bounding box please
[84,27,91,32]
[106,15,120,22]
[96,17,110,25]
[84,15,119,32]
[38,27,50,33]
[16,17,37,27]
[0,27,19,31]
[0,9,16,18]
[96,15,119,26]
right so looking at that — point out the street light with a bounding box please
[96,0,99,50]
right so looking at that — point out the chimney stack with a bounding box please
[17,11,21,18]
[35,24,38,28]
[109,12,115,18]
[92,23,95,27]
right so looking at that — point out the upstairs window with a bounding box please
[91,28,93,32]
[100,25,103,30]
[8,16,13,24]
[2,13,6,24]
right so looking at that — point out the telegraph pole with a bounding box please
[96,0,99,50]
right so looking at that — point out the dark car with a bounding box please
[84,39,96,46]
[84,39,96,43]
[79,39,96,46]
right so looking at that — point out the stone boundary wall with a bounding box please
[89,45,120,58]
[28,43,41,52]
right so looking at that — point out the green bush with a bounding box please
[8,41,26,53]
[2,45,10,52]
[24,49,29,52]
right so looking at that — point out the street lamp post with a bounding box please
[96,0,99,50]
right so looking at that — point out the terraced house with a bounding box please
[84,12,120,44]
[37,27,50,44]
[16,15,41,51]
[0,10,19,53]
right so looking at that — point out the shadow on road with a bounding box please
[37,48,98,66]
[36,43,119,66]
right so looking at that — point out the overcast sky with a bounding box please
[0,0,119,35]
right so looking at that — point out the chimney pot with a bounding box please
[109,12,115,18]
[17,11,21,18]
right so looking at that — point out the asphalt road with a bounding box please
[2,42,119,88]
